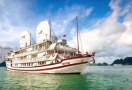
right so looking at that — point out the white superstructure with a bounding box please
[5,19,95,74]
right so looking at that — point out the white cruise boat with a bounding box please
[5,17,95,74]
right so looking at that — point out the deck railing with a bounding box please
[13,46,50,57]
[12,57,46,63]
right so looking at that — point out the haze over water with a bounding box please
[0,66,132,90]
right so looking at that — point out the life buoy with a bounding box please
[52,53,55,57]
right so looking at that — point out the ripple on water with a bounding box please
[0,66,132,90]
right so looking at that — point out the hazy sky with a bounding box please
[0,0,132,64]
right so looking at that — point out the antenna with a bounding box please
[50,22,57,41]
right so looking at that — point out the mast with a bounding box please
[76,16,79,55]
[49,21,51,40]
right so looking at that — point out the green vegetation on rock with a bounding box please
[0,61,6,67]
[112,57,132,65]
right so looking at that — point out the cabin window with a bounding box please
[15,64,18,66]
[42,62,44,64]
[30,63,33,66]
[38,62,41,65]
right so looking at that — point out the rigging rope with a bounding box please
[50,23,58,42]
[80,32,88,53]
[78,31,84,54]
[31,34,35,44]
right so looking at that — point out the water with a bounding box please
[0,66,132,90]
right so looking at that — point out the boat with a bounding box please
[114,64,122,66]
[5,17,95,74]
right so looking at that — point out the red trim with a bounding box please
[7,61,88,72]
[62,55,91,60]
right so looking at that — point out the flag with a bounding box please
[38,30,43,34]
[63,34,66,37]
[92,52,95,56]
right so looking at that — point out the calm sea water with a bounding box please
[0,66,132,90]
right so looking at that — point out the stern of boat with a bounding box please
[5,60,12,70]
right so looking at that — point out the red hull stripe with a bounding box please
[62,55,91,60]
[7,61,88,72]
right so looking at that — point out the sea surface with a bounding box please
[0,66,132,90]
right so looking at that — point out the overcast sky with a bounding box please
[0,0,132,64]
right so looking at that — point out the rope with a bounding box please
[50,23,58,42]
[78,31,84,54]
[80,31,88,53]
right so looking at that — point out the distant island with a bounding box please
[111,57,132,65]
[89,62,109,66]
[0,61,6,67]
[89,57,132,66]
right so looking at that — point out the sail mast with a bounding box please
[76,16,79,55]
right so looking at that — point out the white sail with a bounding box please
[36,20,51,43]
[19,31,31,48]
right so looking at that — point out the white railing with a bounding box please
[13,48,45,57]
[13,45,51,58]
[12,57,46,63]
